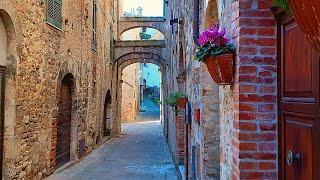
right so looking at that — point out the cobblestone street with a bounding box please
[48,118,178,180]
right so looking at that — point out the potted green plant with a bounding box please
[194,25,236,85]
[164,92,188,109]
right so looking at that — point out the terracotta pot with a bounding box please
[288,0,320,52]
[204,54,234,85]
[176,97,187,109]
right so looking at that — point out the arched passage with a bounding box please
[120,27,165,41]
[118,21,166,39]
[113,52,168,133]
[103,90,112,137]
[116,52,167,68]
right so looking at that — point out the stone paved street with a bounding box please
[48,120,178,180]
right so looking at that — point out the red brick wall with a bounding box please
[176,107,186,165]
[231,0,278,179]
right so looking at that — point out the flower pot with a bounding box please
[288,0,320,52]
[176,97,187,109]
[204,54,234,85]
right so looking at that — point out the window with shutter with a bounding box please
[92,0,97,51]
[46,0,62,29]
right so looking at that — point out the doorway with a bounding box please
[275,11,320,179]
[55,74,74,169]
[103,90,112,137]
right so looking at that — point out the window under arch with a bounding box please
[120,27,164,41]
[119,0,165,17]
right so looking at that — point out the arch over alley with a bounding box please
[118,17,166,37]
[113,51,169,132]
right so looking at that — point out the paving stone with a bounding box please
[47,120,178,180]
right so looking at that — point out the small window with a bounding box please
[92,0,98,50]
[46,0,62,29]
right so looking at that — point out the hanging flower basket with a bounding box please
[204,54,234,85]
[288,0,320,52]
[194,24,236,85]
[176,97,187,109]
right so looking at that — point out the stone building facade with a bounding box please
[0,0,117,178]
[166,0,278,179]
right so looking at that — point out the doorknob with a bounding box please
[287,150,301,166]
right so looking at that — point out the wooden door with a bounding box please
[276,11,320,179]
[56,75,72,168]
[0,67,5,178]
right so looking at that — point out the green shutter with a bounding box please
[46,0,62,29]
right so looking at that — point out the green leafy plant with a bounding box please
[273,0,292,15]
[164,92,187,107]
[194,25,236,62]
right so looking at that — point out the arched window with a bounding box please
[120,27,164,41]
[119,0,164,17]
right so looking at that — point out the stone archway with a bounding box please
[51,73,75,170]
[113,52,167,133]
[103,90,112,137]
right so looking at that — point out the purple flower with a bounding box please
[197,33,209,46]
[197,24,231,47]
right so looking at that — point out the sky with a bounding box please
[121,0,164,17]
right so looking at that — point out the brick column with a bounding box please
[231,0,278,179]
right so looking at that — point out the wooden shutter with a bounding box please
[46,0,62,29]
[92,0,97,50]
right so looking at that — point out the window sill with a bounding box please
[46,21,62,31]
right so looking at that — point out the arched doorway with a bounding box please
[54,74,74,169]
[103,90,112,137]
[0,9,17,178]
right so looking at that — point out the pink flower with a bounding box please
[197,24,230,47]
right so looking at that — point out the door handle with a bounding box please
[287,150,301,166]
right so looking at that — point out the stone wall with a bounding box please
[167,0,278,179]
[120,63,140,123]
[166,0,221,179]
[0,0,116,179]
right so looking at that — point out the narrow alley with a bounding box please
[1,0,319,179]
[48,103,177,180]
